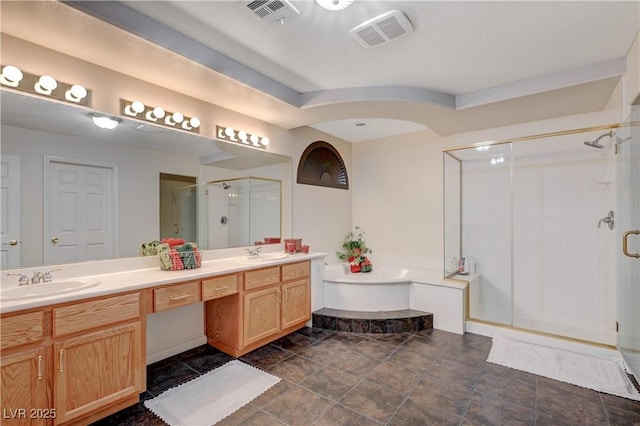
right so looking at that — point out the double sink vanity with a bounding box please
[0,250,323,425]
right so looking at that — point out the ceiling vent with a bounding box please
[349,10,414,48]
[240,0,300,24]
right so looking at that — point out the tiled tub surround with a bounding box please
[313,307,433,333]
[322,263,470,334]
[92,327,640,426]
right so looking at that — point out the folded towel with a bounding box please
[157,243,173,270]
[170,248,184,270]
[161,238,186,248]
[176,243,199,269]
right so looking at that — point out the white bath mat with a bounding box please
[144,360,281,425]
[487,332,640,401]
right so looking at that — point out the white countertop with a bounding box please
[1,251,326,314]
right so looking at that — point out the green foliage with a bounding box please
[336,226,371,262]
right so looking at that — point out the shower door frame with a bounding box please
[615,110,640,379]
[444,122,632,348]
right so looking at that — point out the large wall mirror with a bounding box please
[0,90,291,269]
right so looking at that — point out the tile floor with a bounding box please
[92,327,640,426]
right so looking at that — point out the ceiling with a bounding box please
[3,1,640,142]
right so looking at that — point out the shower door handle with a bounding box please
[622,230,640,258]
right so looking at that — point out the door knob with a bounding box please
[51,236,59,244]
[9,239,17,246]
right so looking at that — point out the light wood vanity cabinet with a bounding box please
[153,280,200,312]
[1,311,49,426]
[202,274,239,300]
[206,261,311,357]
[0,293,144,426]
[0,257,313,424]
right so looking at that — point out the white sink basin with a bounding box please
[236,253,290,263]
[1,279,100,301]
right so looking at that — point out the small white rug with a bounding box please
[144,360,281,425]
[487,332,640,401]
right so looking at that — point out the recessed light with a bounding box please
[88,113,121,130]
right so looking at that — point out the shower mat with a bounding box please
[487,332,640,401]
[144,360,281,425]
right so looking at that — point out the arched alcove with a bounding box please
[297,141,349,189]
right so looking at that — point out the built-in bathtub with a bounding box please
[323,263,413,311]
[321,263,473,334]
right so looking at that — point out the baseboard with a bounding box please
[146,335,208,365]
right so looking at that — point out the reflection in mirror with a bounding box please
[1,90,291,269]
[159,173,197,244]
[443,152,461,276]
[206,177,281,249]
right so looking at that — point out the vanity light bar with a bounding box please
[216,125,270,150]
[120,99,201,133]
[0,65,91,106]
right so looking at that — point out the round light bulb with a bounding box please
[69,84,87,99]
[250,134,259,144]
[224,127,235,137]
[38,75,58,91]
[35,75,58,94]
[1,65,23,86]
[237,131,247,141]
[131,101,145,113]
[152,107,165,119]
[65,84,88,102]
[260,137,270,146]
[171,112,184,124]
[189,117,200,128]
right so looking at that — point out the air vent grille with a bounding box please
[241,0,300,24]
[350,10,414,48]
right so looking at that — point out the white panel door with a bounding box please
[45,159,115,265]
[0,154,21,268]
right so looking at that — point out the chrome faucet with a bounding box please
[7,268,60,286]
[245,247,262,257]
[31,272,46,284]
[7,273,30,286]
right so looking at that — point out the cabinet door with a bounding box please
[1,347,49,426]
[281,279,311,330]
[243,287,280,347]
[53,322,142,424]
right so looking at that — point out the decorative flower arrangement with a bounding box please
[336,226,372,273]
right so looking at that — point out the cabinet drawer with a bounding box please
[282,261,310,281]
[154,281,200,312]
[202,274,239,301]
[244,266,280,291]
[1,311,45,350]
[54,293,140,337]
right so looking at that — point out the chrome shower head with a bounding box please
[584,131,613,149]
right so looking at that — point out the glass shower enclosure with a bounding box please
[444,120,638,351]
[206,177,281,249]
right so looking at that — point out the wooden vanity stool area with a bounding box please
[206,260,311,357]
